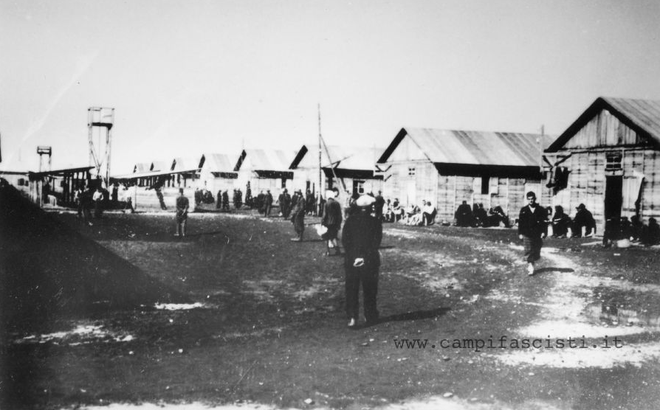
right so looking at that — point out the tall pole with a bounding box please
[539,124,545,173]
[318,104,323,216]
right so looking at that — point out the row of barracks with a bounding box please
[8,96,660,233]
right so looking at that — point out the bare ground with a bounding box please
[2,185,660,410]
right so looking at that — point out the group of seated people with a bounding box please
[382,198,437,226]
[545,203,660,246]
[454,201,511,228]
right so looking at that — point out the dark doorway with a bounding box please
[604,176,623,222]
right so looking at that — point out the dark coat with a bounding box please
[322,198,342,229]
[342,210,382,268]
[518,205,546,238]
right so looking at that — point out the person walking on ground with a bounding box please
[80,185,94,226]
[290,199,305,242]
[321,188,343,256]
[175,188,189,237]
[342,194,383,328]
[518,191,546,276]
[92,186,104,219]
[264,189,273,217]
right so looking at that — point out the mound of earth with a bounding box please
[0,184,189,335]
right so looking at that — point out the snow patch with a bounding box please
[155,302,206,310]
[14,324,133,345]
[493,341,660,369]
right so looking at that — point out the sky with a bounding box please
[2,0,660,175]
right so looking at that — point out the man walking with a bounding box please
[321,188,343,256]
[342,194,383,327]
[518,191,546,275]
[264,189,273,217]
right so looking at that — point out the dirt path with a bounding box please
[4,203,660,410]
[489,246,660,370]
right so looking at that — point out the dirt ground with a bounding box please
[2,185,660,410]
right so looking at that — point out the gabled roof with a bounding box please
[546,97,660,152]
[295,145,384,170]
[133,163,151,173]
[378,127,550,167]
[150,160,174,172]
[173,156,202,172]
[201,153,237,172]
[238,149,298,172]
[29,166,94,179]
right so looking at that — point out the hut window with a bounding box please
[281,178,286,188]
[355,180,365,195]
[18,178,26,186]
[408,167,416,176]
[606,152,622,171]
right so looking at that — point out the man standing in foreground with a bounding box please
[518,191,546,275]
[175,188,189,237]
[342,195,383,328]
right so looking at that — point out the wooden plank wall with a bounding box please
[641,150,660,220]
[551,149,660,230]
[508,179,528,219]
[564,111,642,149]
[436,174,454,222]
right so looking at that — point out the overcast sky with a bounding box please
[2,0,660,174]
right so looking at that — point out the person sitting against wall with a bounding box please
[405,203,423,226]
[551,205,571,238]
[485,206,510,228]
[630,215,644,242]
[455,200,473,227]
[473,203,488,227]
[619,216,633,241]
[572,203,596,238]
[641,218,660,246]
[422,201,437,226]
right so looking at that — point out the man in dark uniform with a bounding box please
[264,190,273,217]
[518,191,546,275]
[175,188,190,237]
[342,194,383,328]
[374,191,385,220]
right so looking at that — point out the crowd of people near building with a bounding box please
[454,201,511,228]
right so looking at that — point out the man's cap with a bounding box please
[576,203,586,210]
[356,195,376,207]
[526,191,536,199]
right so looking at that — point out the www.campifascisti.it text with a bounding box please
[393,335,624,352]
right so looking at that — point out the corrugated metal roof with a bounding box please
[173,156,202,172]
[242,149,297,171]
[546,97,660,152]
[150,160,173,172]
[203,153,236,172]
[604,97,660,139]
[381,128,550,166]
[296,145,383,170]
[333,147,382,171]
[133,163,151,173]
